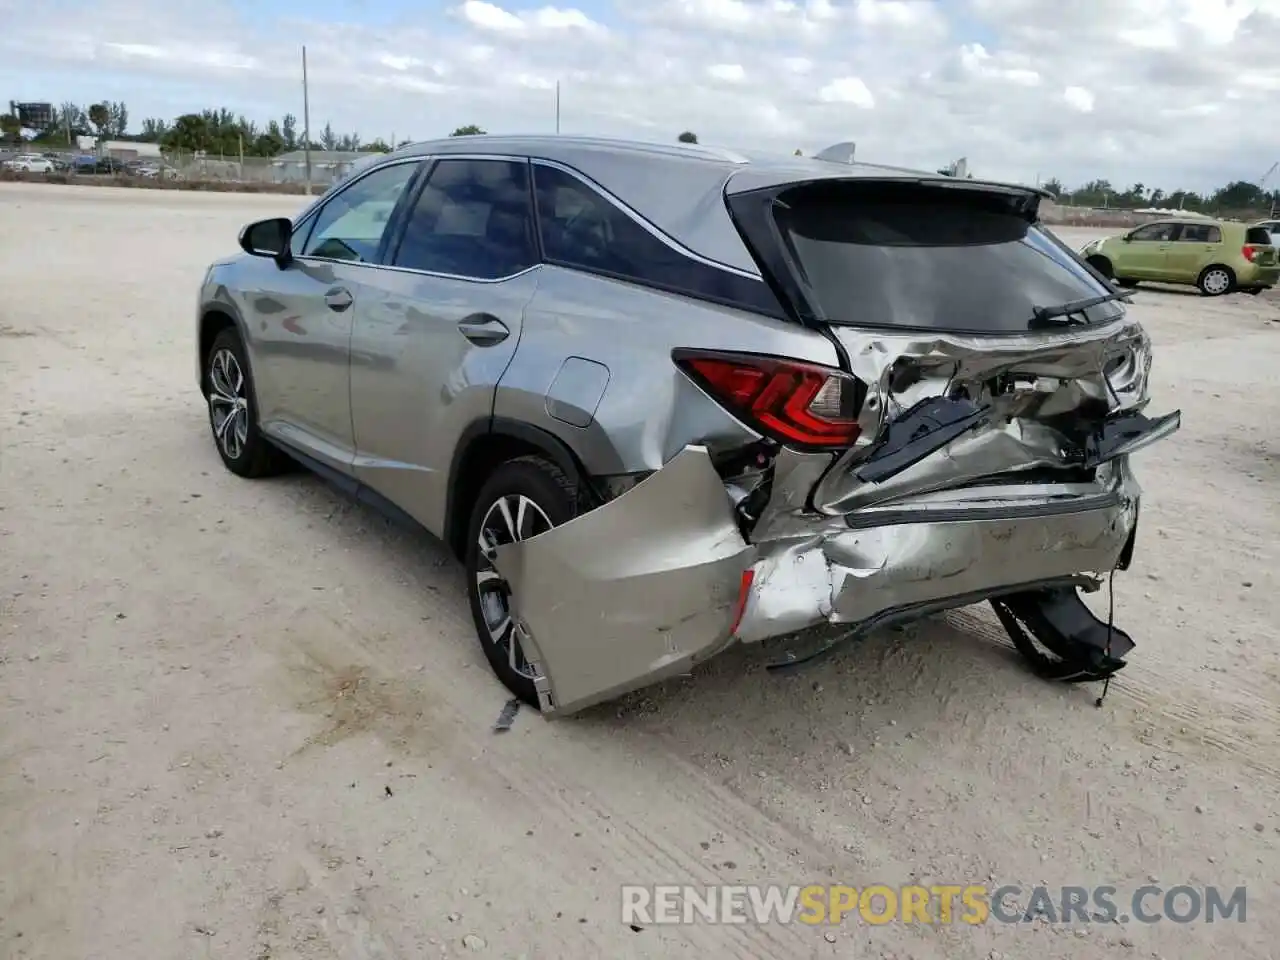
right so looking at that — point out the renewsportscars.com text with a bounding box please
[621,884,1248,926]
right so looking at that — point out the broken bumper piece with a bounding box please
[494,442,1145,718]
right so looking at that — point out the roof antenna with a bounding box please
[1095,568,1117,708]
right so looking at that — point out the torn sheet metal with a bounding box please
[811,316,1175,515]
[832,314,1152,451]
[492,445,754,718]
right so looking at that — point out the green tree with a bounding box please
[363,139,392,153]
[1214,180,1265,210]
[59,102,87,136]
[281,114,298,151]
[1041,177,1065,197]
[139,118,170,142]
[107,101,128,137]
[677,131,698,143]
[450,124,485,136]
[87,103,111,138]
[0,113,21,143]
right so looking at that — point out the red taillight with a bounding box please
[1242,244,1260,262]
[673,349,864,448]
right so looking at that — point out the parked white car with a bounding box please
[136,163,179,180]
[2,154,55,173]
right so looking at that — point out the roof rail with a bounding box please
[812,141,858,165]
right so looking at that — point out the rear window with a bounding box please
[770,181,1123,334]
[1245,227,1273,245]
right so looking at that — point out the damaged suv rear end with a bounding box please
[494,149,1179,717]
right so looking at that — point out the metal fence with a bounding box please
[1,145,359,190]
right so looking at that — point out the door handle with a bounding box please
[324,287,354,311]
[457,313,510,346]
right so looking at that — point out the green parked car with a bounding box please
[1080,218,1278,296]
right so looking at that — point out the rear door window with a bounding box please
[1176,223,1221,243]
[767,180,1124,334]
[392,158,538,280]
[531,162,783,315]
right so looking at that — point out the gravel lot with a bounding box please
[2,183,1279,960]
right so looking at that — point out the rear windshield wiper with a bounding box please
[1030,290,1133,328]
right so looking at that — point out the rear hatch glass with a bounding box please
[765,180,1124,334]
[1246,226,1278,265]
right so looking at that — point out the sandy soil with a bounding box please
[1,183,1278,960]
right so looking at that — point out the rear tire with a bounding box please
[1196,265,1235,297]
[465,456,581,709]
[203,328,291,478]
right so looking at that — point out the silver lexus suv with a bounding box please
[196,135,1180,717]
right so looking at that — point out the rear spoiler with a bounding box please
[808,141,1055,202]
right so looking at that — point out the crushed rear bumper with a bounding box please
[494,444,1147,718]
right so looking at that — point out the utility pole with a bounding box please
[302,45,313,195]
[555,81,561,134]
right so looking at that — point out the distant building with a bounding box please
[101,140,162,160]
[12,101,54,130]
[74,137,163,160]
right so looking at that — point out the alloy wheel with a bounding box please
[475,494,552,678]
[208,348,250,461]
[1202,268,1231,295]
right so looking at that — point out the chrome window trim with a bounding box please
[296,154,541,285]
[293,257,543,286]
[530,157,762,280]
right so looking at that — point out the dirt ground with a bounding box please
[1,183,1278,960]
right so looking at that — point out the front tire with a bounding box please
[465,456,581,708]
[204,328,290,478]
[1197,265,1234,297]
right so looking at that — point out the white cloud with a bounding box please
[460,1,605,34]
[707,63,747,83]
[0,0,1277,192]
[1063,86,1095,113]
[818,77,876,108]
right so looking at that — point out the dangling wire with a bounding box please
[1095,567,1117,708]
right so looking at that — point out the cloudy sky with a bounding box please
[1,0,1275,192]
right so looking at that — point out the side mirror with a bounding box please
[1121,234,1133,242]
[238,217,293,266]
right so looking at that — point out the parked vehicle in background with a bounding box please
[135,162,179,180]
[71,155,126,175]
[1,153,55,173]
[195,135,1180,717]
[1081,218,1278,296]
